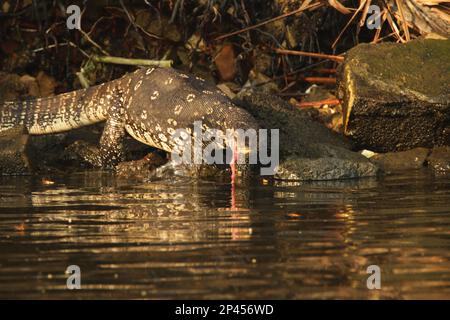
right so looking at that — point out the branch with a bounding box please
[92,55,172,67]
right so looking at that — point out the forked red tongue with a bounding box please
[230,140,238,209]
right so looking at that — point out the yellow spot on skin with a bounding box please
[151,91,160,100]
[160,142,171,151]
[164,77,174,85]
[167,118,177,126]
[186,94,195,102]
[144,133,155,145]
[146,68,155,75]
[174,105,183,115]
[158,133,168,142]
[127,96,133,108]
[134,80,143,91]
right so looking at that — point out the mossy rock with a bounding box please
[337,38,450,152]
[235,92,377,181]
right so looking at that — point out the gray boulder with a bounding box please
[275,145,378,181]
[237,93,378,181]
[370,148,430,172]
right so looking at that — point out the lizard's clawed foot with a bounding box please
[64,140,119,168]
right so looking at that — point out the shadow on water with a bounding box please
[0,170,449,299]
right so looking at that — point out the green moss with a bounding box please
[346,39,450,99]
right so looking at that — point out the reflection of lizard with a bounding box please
[0,67,259,169]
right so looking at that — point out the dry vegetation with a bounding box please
[0,0,448,132]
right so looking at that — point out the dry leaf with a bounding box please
[328,0,352,14]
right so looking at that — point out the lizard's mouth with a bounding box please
[230,139,238,185]
[228,141,258,182]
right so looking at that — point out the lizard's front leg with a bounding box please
[97,91,127,167]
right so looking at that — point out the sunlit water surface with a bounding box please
[0,170,449,299]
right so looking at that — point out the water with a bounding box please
[0,170,449,299]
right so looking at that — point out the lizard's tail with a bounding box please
[0,84,110,135]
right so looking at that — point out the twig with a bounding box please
[317,68,337,74]
[297,98,341,108]
[214,1,322,41]
[331,1,367,49]
[300,77,337,84]
[87,16,115,36]
[276,92,307,97]
[92,55,172,67]
[76,70,91,89]
[33,41,90,59]
[79,29,110,56]
[395,0,411,41]
[119,0,163,40]
[275,48,344,63]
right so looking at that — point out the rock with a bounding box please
[0,126,31,175]
[236,92,352,160]
[237,92,378,180]
[427,146,450,175]
[275,145,378,181]
[337,39,450,152]
[370,148,430,172]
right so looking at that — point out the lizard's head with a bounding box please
[167,104,265,182]
[210,105,262,181]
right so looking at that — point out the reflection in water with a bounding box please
[0,170,449,299]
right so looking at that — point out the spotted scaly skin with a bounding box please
[0,67,259,168]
